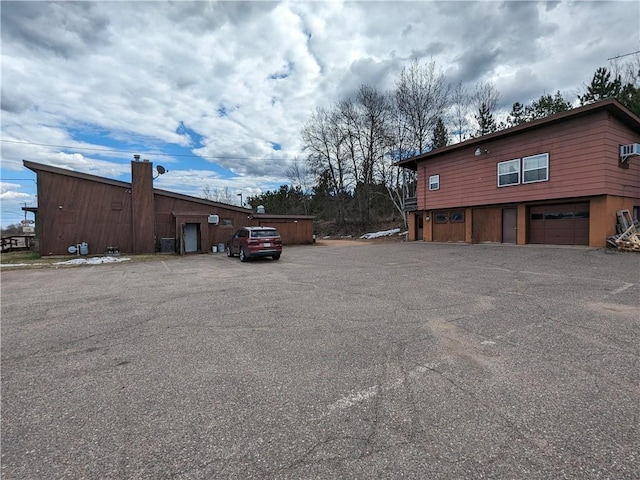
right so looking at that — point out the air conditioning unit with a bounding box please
[620,143,640,157]
[160,238,176,253]
[208,214,219,224]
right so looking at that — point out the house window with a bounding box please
[498,159,520,187]
[429,174,440,191]
[523,153,549,183]
[221,218,233,226]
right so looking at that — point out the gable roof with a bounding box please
[396,98,640,171]
[22,159,252,213]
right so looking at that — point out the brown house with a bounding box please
[397,99,640,248]
[24,159,314,256]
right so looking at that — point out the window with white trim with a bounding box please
[497,159,520,187]
[522,153,549,183]
[429,174,440,191]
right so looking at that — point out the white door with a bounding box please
[184,223,198,252]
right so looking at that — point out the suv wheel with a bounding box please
[226,246,233,257]
[239,248,247,262]
[272,254,281,260]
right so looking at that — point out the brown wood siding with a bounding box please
[154,195,250,251]
[250,218,314,245]
[36,171,133,255]
[417,111,640,211]
[472,207,502,243]
[131,161,155,253]
[28,160,316,255]
[432,210,466,242]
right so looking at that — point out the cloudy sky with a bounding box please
[1,0,638,227]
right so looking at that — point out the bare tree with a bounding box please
[201,186,235,204]
[450,80,471,143]
[609,54,640,87]
[336,98,361,188]
[395,60,449,154]
[301,106,351,224]
[285,157,313,215]
[473,82,501,136]
[351,84,392,222]
[378,95,415,228]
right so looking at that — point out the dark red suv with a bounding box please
[226,227,282,262]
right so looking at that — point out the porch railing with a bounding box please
[404,197,417,212]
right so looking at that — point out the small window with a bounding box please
[531,213,544,220]
[434,213,448,223]
[498,159,520,187]
[523,153,549,183]
[429,174,440,191]
[221,218,233,226]
[449,211,464,223]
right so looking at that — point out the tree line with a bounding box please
[236,57,640,232]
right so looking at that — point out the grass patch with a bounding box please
[0,251,49,264]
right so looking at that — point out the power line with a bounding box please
[0,139,291,162]
[1,178,36,183]
[607,51,640,61]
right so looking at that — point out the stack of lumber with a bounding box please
[614,210,640,252]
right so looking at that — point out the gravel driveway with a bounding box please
[2,242,639,479]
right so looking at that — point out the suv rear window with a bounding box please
[251,230,279,238]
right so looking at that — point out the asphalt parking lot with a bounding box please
[1,241,639,479]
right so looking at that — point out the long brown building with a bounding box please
[24,159,314,256]
[397,99,640,247]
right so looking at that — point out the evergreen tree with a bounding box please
[246,185,308,215]
[431,117,448,149]
[474,102,497,136]
[506,92,572,127]
[579,67,622,104]
[579,65,640,116]
[525,91,572,121]
[619,80,640,116]
[506,102,526,127]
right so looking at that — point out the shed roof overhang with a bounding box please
[249,214,315,221]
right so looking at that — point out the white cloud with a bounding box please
[1,0,638,226]
[1,182,32,199]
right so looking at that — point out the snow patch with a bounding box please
[54,256,131,265]
[360,228,402,239]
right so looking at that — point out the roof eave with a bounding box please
[397,98,640,167]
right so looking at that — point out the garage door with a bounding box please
[529,203,589,245]
[432,210,466,242]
